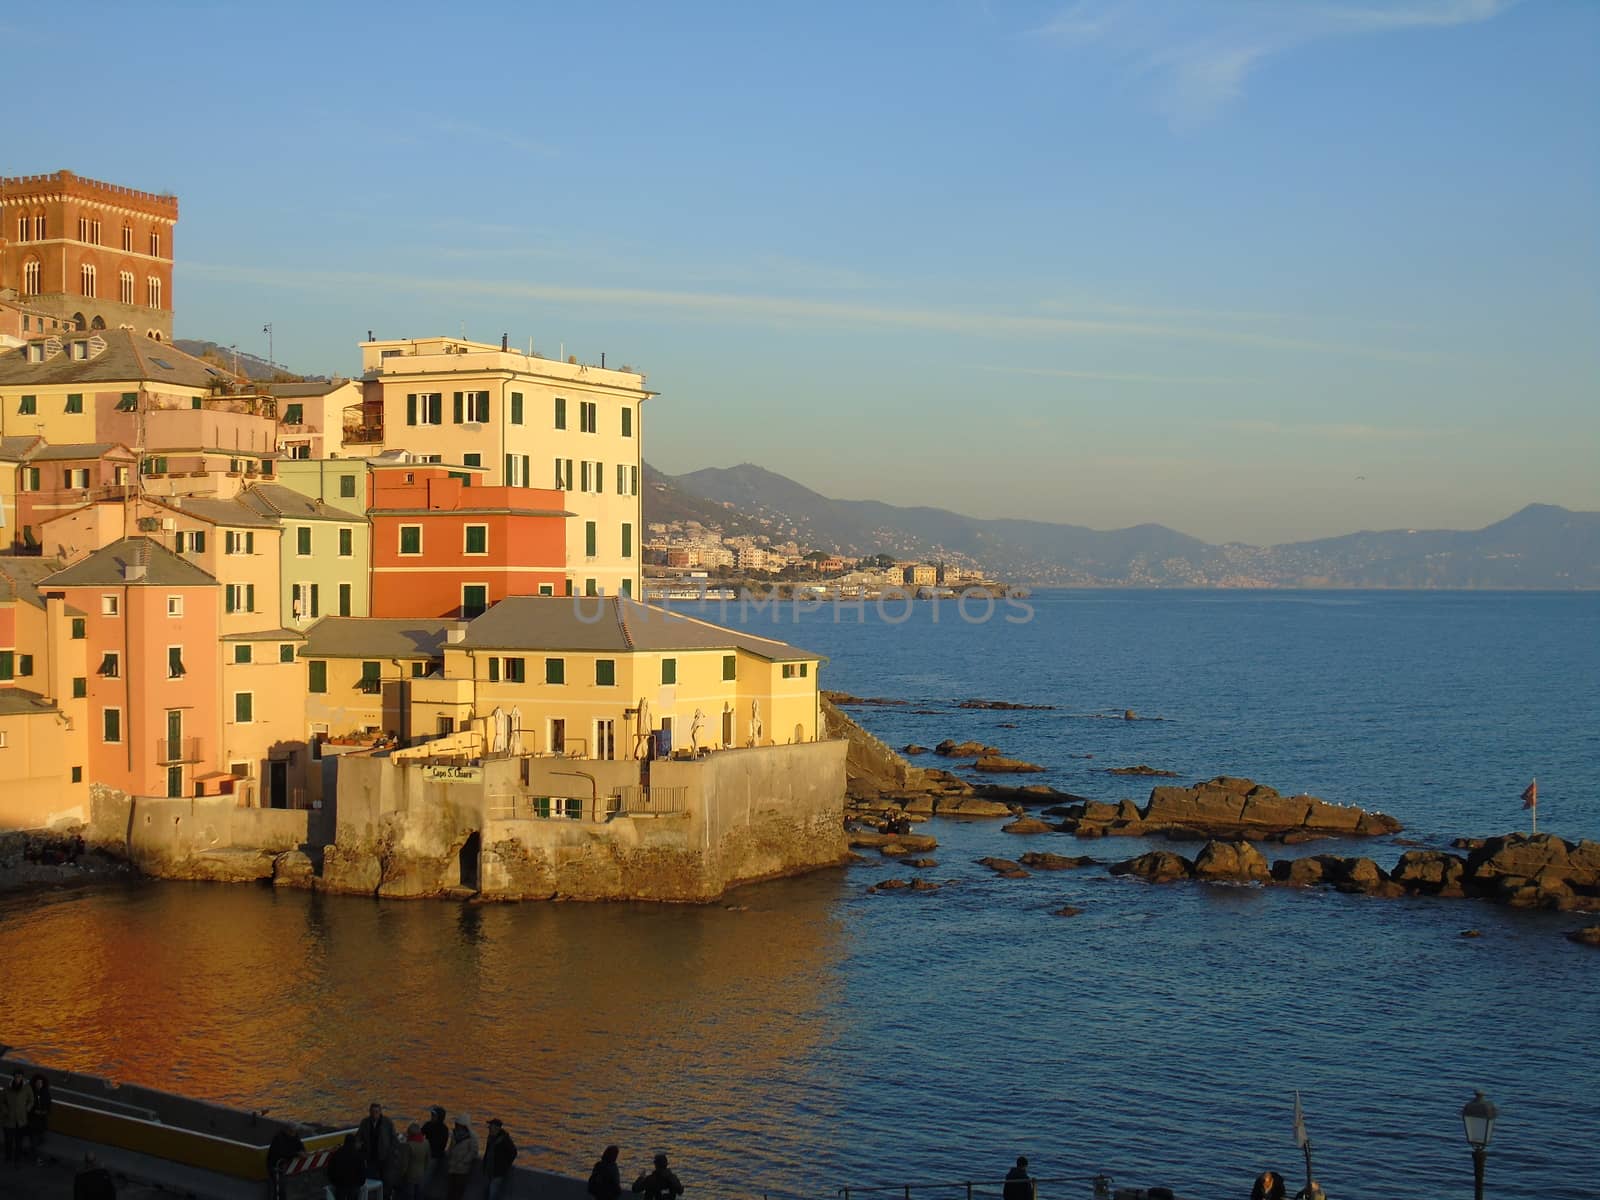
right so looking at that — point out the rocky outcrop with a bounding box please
[956,699,1056,710]
[1059,777,1402,841]
[936,740,1003,758]
[1109,851,1194,883]
[974,756,1046,774]
[848,829,939,853]
[902,744,929,755]
[976,857,1031,879]
[1107,765,1179,777]
[1566,925,1600,947]
[1019,852,1097,870]
[1192,840,1271,883]
[1002,816,1055,835]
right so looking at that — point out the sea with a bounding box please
[2,591,1597,1200]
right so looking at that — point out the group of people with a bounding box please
[589,1145,685,1200]
[1,1070,52,1168]
[269,1103,520,1200]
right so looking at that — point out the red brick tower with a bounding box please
[0,170,177,341]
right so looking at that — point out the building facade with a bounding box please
[0,171,177,341]
[357,337,650,599]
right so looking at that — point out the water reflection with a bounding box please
[0,876,851,1187]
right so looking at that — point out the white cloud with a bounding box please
[182,260,1437,363]
[1037,0,1515,123]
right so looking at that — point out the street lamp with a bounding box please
[1460,1090,1498,1200]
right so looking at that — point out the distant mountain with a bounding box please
[646,463,1600,588]
[173,339,311,383]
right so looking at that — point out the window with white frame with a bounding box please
[167,595,183,617]
[147,277,161,308]
[101,594,119,616]
[122,224,133,251]
[80,263,97,298]
[23,259,40,295]
[150,231,161,256]
[33,215,45,239]
[119,270,135,304]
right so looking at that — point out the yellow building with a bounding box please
[409,596,822,759]
[219,629,310,808]
[358,336,652,599]
[299,617,453,745]
[0,562,90,829]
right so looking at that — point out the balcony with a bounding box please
[155,736,203,765]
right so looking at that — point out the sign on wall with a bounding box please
[422,765,482,783]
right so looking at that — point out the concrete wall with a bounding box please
[89,786,308,881]
[325,740,846,902]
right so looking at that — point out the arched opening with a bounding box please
[147,329,163,341]
[458,831,481,891]
[70,312,86,331]
[90,315,106,330]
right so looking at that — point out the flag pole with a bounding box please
[1293,1091,1312,1193]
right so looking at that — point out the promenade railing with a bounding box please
[839,1174,1117,1200]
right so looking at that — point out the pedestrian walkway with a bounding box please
[3,1134,589,1200]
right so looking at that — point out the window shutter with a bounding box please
[310,584,319,617]
[453,392,464,423]
[489,657,500,683]
[246,583,256,612]
[407,394,417,425]
[555,396,566,428]
[430,394,442,424]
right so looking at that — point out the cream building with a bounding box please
[357,336,652,599]
[409,596,823,760]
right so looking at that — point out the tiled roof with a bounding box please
[300,617,453,660]
[0,558,66,608]
[27,442,134,462]
[458,596,818,661]
[42,537,218,588]
[0,328,239,389]
[265,380,351,398]
[0,687,59,717]
[0,436,42,463]
[154,495,280,529]
[220,627,304,642]
[239,484,366,524]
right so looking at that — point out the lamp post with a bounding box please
[1460,1090,1497,1200]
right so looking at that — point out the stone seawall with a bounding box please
[319,741,848,902]
[87,785,309,883]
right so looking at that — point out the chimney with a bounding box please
[123,563,147,583]
[501,332,508,352]
[446,623,468,644]
[367,329,374,342]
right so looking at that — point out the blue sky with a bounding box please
[9,0,1596,543]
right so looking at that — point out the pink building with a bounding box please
[44,536,222,797]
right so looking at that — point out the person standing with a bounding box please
[398,1123,430,1200]
[422,1106,450,1185]
[326,1135,366,1200]
[265,1124,306,1200]
[446,1113,478,1200]
[1003,1157,1035,1200]
[588,1145,623,1200]
[483,1118,519,1200]
[357,1103,397,1197]
[1252,1171,1287,1200]
[27,1074,51,1164]
[631,1153,684,1200]
[1,1071,34,1166]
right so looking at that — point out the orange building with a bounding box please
[43,536,222,798]
[367,463,570,619]
[0,171,177,341]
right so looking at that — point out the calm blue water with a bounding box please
[2,592,1596,1200]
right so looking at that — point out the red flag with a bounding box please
[1521,779,1538,809]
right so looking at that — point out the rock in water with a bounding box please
[974,756,1047,773]
[1002,817,1055,835]
[1565,925,1600,947]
